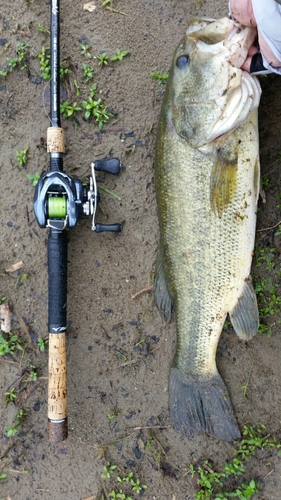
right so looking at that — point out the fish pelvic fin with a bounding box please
[154,252,173,322]
[169,368,241,441]
[229,277,259,341]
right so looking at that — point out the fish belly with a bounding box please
[155,110,259,440]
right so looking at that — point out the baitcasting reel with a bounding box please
[33,157,122,233]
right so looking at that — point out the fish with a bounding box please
[154,18,261,440]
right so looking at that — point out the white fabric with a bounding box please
[252,0,281,73]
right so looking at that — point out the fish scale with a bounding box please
[154,18,261,440]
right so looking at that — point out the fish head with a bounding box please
[167,17,261,148]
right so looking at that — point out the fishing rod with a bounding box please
[33,0,121,442]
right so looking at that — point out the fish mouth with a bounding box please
[172,71,261,148]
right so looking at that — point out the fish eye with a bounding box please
[176,55,189,69]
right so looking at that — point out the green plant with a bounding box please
[15,273,28,288]
[26,172,40,186]
[5,408,26,438]
[5,424,19,437]
[60,61,71,77]
[38,46,51,80]
[110,49,129,62]
[73,78,80,96]
[4,387,17,405]
[7,57,18,72]
[60,101,81,118]
[16,42,30,69]
[82,94,112,129]
[262,174,269,188]
[16,147,29,167]
[35,23,50,34]
[108,490,132,500]
[101,463,147,498]
[107,407,121,419]
[98,52,109,66]
[38,46,70,79]
[0,68,7,77]
[0,332,23,356]
[151,70,169,85]
[37,337,48,352]
[101,462,117,479]
[82,63,94,82]
[190,425,281,500]
[29,365,37,381]
[80,43,92,59]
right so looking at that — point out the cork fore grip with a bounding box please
[47,127,65,153]
[48,332,68,442]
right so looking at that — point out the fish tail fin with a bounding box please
[169,367,241,440]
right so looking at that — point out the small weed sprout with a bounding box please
[26,172,40,186]
[4,387,17,405]
[73,78,80,96]
[16,147,29,167]
[0,332,23,356]
[101,462,147,498]
[110,49,129,62]
[82,92,112,129]
[29,365,37,381]
[107,407,121,419]
[5,408,26,438]
[151,71,169,85]
[35,23,50,34]
[60,101,81,119]
[82,63,94,82]
[101,462,117,479]
[37,337,48,352]
[5,424,19,438]
[15,273,28,288]
[38,46,51,80]
[7,57,18,72]
[98,52,109,66]
[80,43,92,59]
[16,42,30,69]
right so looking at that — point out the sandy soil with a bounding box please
[1,1,281,499]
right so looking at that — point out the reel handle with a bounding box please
[95,223,122,233]
[92,158,121,175]
[47,229,68,442]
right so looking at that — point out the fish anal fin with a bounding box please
[229,277,259,341]
[210,144,238,216]
[154,252,173,322]
[169,368,241,441]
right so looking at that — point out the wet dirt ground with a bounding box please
[1,1,281,499]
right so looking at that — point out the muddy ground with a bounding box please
[1,1,281,499]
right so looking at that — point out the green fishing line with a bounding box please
[48,197,67,218]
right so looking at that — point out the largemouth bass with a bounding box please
[154,18,261,440]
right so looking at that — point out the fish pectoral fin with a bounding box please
[229,278,259,341]
[169,368,241,441]
[154,252,173,322]
[210,144,238,216]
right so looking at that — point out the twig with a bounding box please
[118,359,138,367]
[257,220,281,233]
[264,468,274,479]
[132,285,153,300]
[127,425,172,430]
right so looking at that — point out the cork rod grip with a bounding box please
[48,332,68,442]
